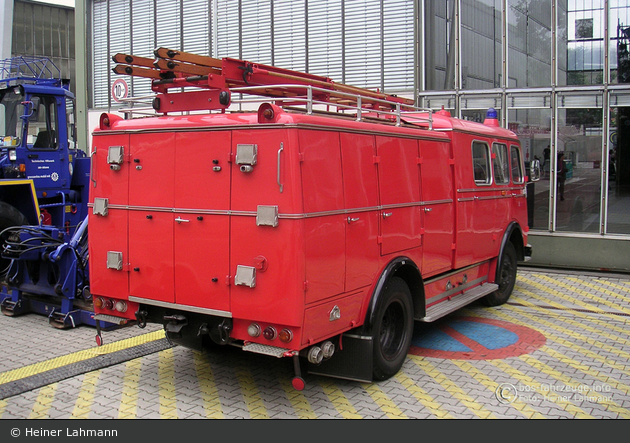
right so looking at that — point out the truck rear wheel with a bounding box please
[371,277,414,381]
[0,201,28,276]
[483,242,517,307]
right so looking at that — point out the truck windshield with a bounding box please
[0,88,24,145]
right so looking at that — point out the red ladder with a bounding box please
[112,48,417,115]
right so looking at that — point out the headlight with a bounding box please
[8,149,17,161]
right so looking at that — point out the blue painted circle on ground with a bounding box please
[409,316,546,360]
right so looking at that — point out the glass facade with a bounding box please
[88,0,630,239]
[421,0,630,237]
[11,0,76,96]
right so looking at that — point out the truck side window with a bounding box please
[492,143,509,185]
[472,141,491,185]
[510,145,524,184]
[66,98,76,150]
[29,95,57,150]
[0,88,23,142]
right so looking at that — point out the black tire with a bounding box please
[371,276,414,381]
[482,242,517,307]
[0,201,28,277]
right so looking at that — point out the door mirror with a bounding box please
[529,159,541,182]
[28,96,40,121]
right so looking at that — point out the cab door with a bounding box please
[23,94,68,192]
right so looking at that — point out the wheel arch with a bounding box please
[364,257,424,333]
[494,221,525,283]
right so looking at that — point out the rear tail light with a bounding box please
[262,326,277,340]
[94,296,127,312]
[247,323,261,338]
[114,300,128,313]
[92,296,137,321]
[279,328,293,343]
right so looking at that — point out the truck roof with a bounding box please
[95,108,452,143]
[402,110,519,141]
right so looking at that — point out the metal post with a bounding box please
[501,0,508,128]
[0,0,14,60]
[550,0,558,232]
[75,0,89,154]
[307,86,313,115]
[415,0,423,106]
[456,0,462,118]
[601,0,610,234]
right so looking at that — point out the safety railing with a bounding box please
[117,84,434,130]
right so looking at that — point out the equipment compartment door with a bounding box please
[128,133,175,303]
[89,134,130,299]
[299,130,345,304]
[173,131,231,312]
[340,133,380,291]
[230,129,304,326]
[419,140,455,275]
[128,133,175,208]
[128,210,174,303]
[376,136,422,256]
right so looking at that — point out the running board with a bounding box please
[420,283,499,322]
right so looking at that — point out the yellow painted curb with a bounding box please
[0,330,166,385]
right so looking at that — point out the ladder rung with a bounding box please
[154,47,223,69]
[153,59,220,77]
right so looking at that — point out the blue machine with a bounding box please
[0,56,106,329]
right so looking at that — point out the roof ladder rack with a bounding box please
[111,48,434,129]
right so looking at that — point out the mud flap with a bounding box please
[307,334,374,383]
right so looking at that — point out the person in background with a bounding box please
[557,152,566,201]
[542,145,550,177]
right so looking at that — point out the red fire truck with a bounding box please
[89,49,538,389]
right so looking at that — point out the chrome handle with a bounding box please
[90,149,97,187]
[424,207,433,212]
[383,212,393,218]
[175,217,190,224]
[347,216,360,223]
[277,143,284,193]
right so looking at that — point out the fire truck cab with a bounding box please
[89,50,538,389]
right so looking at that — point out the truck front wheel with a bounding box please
[371,277,414,381]
[0,201,28,276]
[483,242,517,307]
